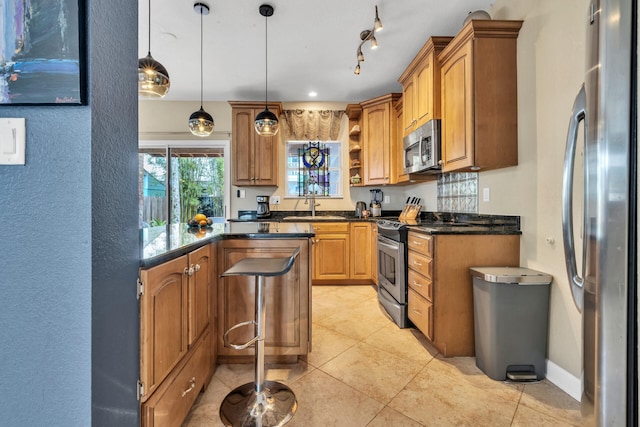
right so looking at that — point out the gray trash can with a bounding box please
[470,267,552,382]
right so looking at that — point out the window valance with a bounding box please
[281,109,345,140]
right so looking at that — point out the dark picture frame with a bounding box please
[1,0,86,105]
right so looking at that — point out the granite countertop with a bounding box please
[141,222,315,268]
[231,210,522,236]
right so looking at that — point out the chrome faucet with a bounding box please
[304,174,320,216]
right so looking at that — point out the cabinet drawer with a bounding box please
[408,288,433,341]
[408,268,432,301]
[408,232,433,257]
[312,222,349,233]
[408,250,432,278]
[141,328,211,427]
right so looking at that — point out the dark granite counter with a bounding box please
[141,222,315,268]
[229,210,521,236]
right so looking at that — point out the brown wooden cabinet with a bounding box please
[217,238,311,359]
[438,20,522,173]
[407,231,520,357]
[139,244,214,427]
[398,37,453,136]
[311,222,350,282]
[361,93,401,186]
[371,223,378,286]
[349,222,371,280]
[229,101,282,186]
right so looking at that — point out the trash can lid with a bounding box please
[469,267,552,284]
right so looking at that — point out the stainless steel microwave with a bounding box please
[403,119,441,174]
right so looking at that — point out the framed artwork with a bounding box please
[1,0,86,105]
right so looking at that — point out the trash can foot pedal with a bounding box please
[506,371,537,382]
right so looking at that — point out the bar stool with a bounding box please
[219,247,301,427]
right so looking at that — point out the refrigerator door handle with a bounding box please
[561,84,586,312]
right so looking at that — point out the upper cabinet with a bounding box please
[438,20,522,173]
[229,101,282,186]
[361,93,402,186]
[398,37,453,136]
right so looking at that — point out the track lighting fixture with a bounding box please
[138,0,170,97]
[188,2,215,137]
[354,5,384,75]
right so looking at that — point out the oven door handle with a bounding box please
[377,236,399,251]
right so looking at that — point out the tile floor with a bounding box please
[183,285,585,426]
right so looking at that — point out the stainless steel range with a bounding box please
[376,219,409,328]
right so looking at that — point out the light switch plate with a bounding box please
[0,118,26,165]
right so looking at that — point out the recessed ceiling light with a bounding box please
[308,91,318,97]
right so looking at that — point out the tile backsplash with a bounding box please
[437,172,478,213]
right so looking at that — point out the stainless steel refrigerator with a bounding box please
[562,0,637,425]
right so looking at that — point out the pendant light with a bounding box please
[138,0,170,98]
[254,4,279,136]
[188,2,215,137]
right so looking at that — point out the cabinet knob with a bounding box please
[413,261,422,267]
[412,308,422,315]
[194,263,201,272]
[412,281,423,287]
[181,377,196,397]
[184,266,194,276]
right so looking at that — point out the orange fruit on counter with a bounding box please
[194,213,207,222]
[199,219,208,226]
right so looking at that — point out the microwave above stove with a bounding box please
[403,119,441,174]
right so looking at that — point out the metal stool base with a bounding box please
[220,380,297,427]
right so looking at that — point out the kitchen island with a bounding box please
[138,222,314,427]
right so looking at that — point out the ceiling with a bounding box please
[139,0,494,103]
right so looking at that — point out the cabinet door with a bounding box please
[188,244,210,347]
[441,40,474,172]
[254,131,278,185]
[313,233,350,280]
[363,103,391,185]
[218,239,310,357]
[232,108,255,186]
[415,55,434,126]
[371,224,378,285]
[140,255,189,401]
[349,222,371,279]
[402,79,415,134]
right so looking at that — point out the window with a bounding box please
[138,141,230,227]
[285,140,342,197]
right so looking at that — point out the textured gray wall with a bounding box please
[90,0,140,425]
[0,0,140,425]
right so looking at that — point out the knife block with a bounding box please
[398,204,421,221]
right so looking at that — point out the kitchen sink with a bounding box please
[282,215,346,221]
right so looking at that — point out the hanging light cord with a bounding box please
[264,11,268,107]
[147,0,151,55]
[199,8,204,108]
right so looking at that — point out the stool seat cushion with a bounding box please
[221,247,300,277]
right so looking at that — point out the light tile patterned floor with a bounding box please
[183,285,584,426]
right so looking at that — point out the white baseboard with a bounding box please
[545,359,582,402]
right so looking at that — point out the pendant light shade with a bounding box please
[189,2,214,137]
[255,4,279,136]
[138,0,170,98]
[189,107,215,137]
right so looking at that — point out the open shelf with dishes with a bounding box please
[346,104,363,186]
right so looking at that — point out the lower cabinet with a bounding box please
[407,231,520,356]
[311,222,350,282]
[217,238,311,360]
[140,328,211,427]
[371,223,378,285]
[349,222,372,280]
[139,244,214,427]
